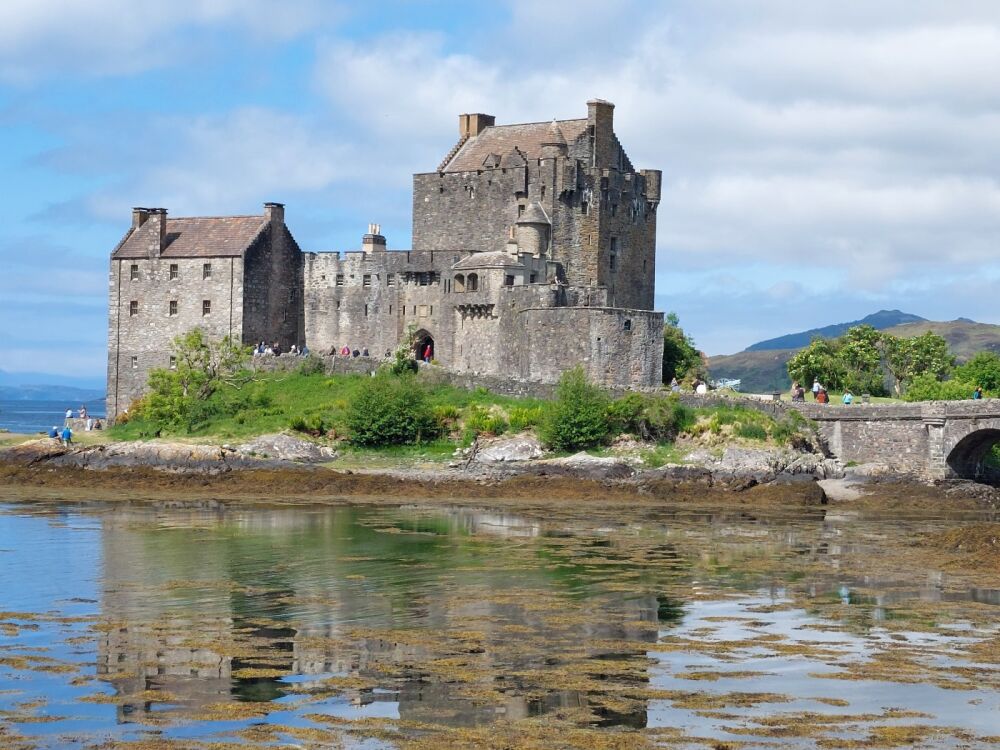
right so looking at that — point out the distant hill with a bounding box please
[0,384,106,402]
[709,316,1000,394]
[0,369,105,391]
[746,309,926,351]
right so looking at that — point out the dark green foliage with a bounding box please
[662,312,705,384]
[736,423,768,441]
[540,367,611,451]
[289,413,328,435]
[345,374,439,446]
[954,352,1000,392]
[901,373,982,402]
[297,356,326,376]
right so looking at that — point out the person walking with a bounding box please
[60,425,73,446]
[423,343,432,363]
[842,390,853,405]
[973,386,983,400]
[816,388,829,404]
[812,379,821,400]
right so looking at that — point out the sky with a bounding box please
[3,0,1000,380]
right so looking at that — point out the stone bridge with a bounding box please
[790,400,1000,481]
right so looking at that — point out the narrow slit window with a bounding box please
[130,356,138,369]
[130,264,139,281]
[168,300,177,316]
[129,300,138,316]
[203,263,212,279]
[169,264,178,280]
[202,300,211,316]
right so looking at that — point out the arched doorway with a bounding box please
[946,428,1000,483]
[413,330,434,363]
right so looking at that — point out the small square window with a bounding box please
[129,300,138,316]
[169,264,178,280]
[505,275,515,287]
[335,274,344,286]
[168,300,177,316]
[169,356,177,369]
[130,264,139,281]
[386,273,395,286]
[202,300,211,316]
[363,274,371,287]
[530,273,537,283]
[623,319,632,332]
[130,356,138,369]
[203,263,212,280]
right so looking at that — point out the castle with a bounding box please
[107,100,664,420]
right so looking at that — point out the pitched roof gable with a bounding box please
[441,118,588,173]
[112,216,268,259]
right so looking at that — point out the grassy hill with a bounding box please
[746,309,925,351]
[709,319,1000,394]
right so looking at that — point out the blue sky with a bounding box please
[3,0,1000,381]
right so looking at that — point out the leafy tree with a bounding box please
[662,313,704,384]
[954,351,1000,392]
[837,325,886,395]
[786,337,848,392]
[345,373,439,446]
[142,329,251,431]
[884,332,954,396]
[540,366,611,451]
[902,373,981,402]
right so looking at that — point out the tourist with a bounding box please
[842,390,853,405]
[695,380,708,395]
[300,344,309,357]
[93,419,103,430]
[973,386,983,400]
[64,408,72,422]
[812,380,821,400]
[341,345,351,357]
[423,343,432,363]
[290,343,298,355]
[80,405,88,420]
[352,349,360,358]
[362,347,369,357]
[272,341,282,356]
[48,425,59,439]
[86,417,94,431]
[61,425,73,446]
[670,377,680,393]
[264,345,274,356]
[791,382,806,402]
[817,388,829,404]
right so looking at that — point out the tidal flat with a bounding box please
[1,485,999,749]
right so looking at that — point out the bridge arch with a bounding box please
[946,428,1000,483]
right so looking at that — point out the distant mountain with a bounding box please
[0,384,106,402]
[709,315,1000,394]
[745,309,927,352]
[0,369,105,391]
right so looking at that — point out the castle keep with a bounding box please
[107,100,664,419]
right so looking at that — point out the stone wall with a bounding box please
[107,255,244,420]
[242,212,302,349]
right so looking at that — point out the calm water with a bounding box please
[0,399,106,434]
[1,499,999,748]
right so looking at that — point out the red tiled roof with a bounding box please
[441,118,588,173]
[113,216,267,259]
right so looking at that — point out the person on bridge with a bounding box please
[791,382,806,402]
[973,386,983,399]
[816,388,829,404]
[842,390,853,405]
[812,379,821,400]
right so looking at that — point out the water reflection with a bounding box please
[1,501,998,748]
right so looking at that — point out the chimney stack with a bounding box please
[131,207,150,229]
[264,201,285,225]
[459,113,495,139]
[587,98,615,168]
[362,223,386,253]
[144,208,167,258]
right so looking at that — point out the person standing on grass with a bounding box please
[812,379,821,400]
[61,425,73,446]
[842,390,853,405]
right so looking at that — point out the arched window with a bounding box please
[467,273,479,292]
[454,273,465,292]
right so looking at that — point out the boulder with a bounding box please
[235,433,337,463]
[474,436,544,463]
[0,438,69,465]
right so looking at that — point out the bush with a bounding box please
[641,395,694,441]
[289,414,327,435]
[606,393,645,435]
[540,367,611,451]
[902,373,981,402]
[345,375,439,446]
[464,405,508,436]
[736,423,768,441]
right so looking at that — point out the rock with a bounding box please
[532,451,635,479]
[44,441,260,474]
[0,438,69,465]
[235,433,336,463]
[474,436,544,463]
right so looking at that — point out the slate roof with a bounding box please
[441,118,588,173]
[112,216,267,259]
[452,251,526,270]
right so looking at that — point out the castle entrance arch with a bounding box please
[413,330,434,363]
[946,428,1000,484]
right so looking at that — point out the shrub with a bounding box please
[641,395,694,441]
[539,367,611,451]
[736,423,768,441]
[902,373,981,402]
[606,393,645,435]
[289,414,327,435]
[345,375,439,446]
[464,405,508,436]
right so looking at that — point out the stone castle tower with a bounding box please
[107,100,664,420]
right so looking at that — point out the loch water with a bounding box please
[1,498,999,748]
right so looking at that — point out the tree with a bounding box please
[662,313,704,384]
[954,351,1000,392]
[143,329,251,430]
[786,337,848,392]
[884,331,954,396]
[540,366,611,451]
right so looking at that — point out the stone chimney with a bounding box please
[143,208,167,258]
[362,223,386,253]
[131,207,150,229]
[459,113,495,139]
[264,201,285,225]
[587,98,615,168]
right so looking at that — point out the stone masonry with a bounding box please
[107,100,665,420]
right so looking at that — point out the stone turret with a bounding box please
[515,202,550,258]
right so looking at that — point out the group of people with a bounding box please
[63,406,103,431]
[49,424,74,445]
[669,377,709,395]
[791,380,856,405]
[253,341,310,357]
[331,345,372,358]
